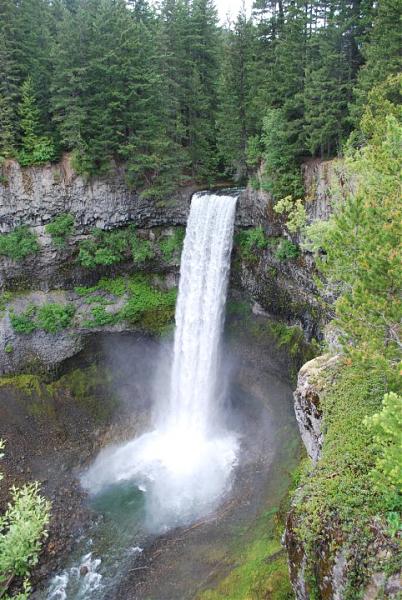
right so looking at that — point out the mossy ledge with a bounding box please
[285,358,401,599]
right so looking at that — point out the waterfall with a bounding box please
[82,192,239,531]
[167,192,237,434]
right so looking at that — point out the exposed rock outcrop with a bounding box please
[293,354,339,464]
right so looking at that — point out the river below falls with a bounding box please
[23,317,300,600]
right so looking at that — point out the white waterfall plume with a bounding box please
[81,192,239,531]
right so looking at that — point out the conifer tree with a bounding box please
[0,0,20,157]
[18,76,55,166]
[352,0,402,122]
[216,9,256,179]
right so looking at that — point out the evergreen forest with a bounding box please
[0,0,401,198]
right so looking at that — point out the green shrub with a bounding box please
[131,228,154,264]
[76,275,177,334]
[273,196,307,233]
[5,343,13,354]
[78,228,129,268]
[10,303,75,334]
[275,239,299,260]
[36,303,75,333]
[364,391,402,525]
[236,226,268,261]
[83,305,120,328]
[9,305,37,334]
[0,293,12,314]
[0,226,39,260]
[0,439,50,600]
[159,227,185,261]
[45,214,75,247]
[121,275,177,333]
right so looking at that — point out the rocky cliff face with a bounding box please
[0,155,335,374]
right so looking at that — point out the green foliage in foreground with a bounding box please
[45,214,75,247]
[0,440,50,599]
[10,303,75,334]
[0,227,39,261]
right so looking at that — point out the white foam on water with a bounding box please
[47,553,102,600]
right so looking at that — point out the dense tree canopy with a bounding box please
[0,0,400,197]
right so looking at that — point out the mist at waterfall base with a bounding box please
[81,193,239,532]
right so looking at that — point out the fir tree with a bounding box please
[18,76,55,166]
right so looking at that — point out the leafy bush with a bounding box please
[121,276,177,333]
[36,303,75,333]
[9,305,37,334]
[76,275,177,334]
[275,239,299,260]
[0,227,39,260]
[159,228,185,261]
[10,303,75,334]
[45,214,75,247]
[0,440,50,599]
[83,305,120,328]
[273,196,307,233]
[78,228,129,268]
[131,229,154,264]
[236,227,268,261]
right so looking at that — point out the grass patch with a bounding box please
[0,226,39,260]
[199,537,292,600]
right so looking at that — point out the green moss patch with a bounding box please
[294,361,401,594]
